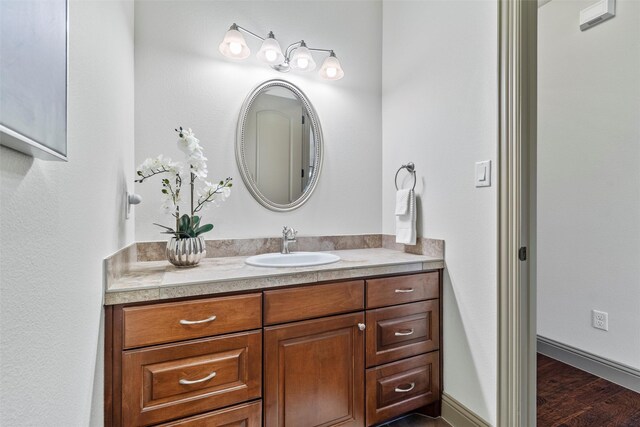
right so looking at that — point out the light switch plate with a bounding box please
[475,160,491,187]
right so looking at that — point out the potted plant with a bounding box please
[135,127,232,267]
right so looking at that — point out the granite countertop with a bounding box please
[104,248,444,305]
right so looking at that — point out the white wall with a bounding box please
[537,0,640,369]
[134,1,382,241]
[0,1,135,425]
[382,1,498,424]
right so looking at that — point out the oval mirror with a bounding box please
[236,80,323,211]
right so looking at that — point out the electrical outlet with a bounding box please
[592,310,608,331]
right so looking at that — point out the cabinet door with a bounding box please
[264,313,365,427]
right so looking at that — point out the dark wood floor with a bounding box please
[538,353,640,426]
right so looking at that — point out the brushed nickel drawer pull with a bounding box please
[395,382,415,393]
[179,315,217,325]
[179,371,217,385]
[394,288,414,293]
[394,328,415,337]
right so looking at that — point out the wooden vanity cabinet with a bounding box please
[106,270,442,427]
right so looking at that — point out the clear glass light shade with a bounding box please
[219,29,250,59]
[257,37,285,65]
[319,54,344,80]
[290,45,316,71]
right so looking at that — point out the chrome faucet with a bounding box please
[281,226,298,254]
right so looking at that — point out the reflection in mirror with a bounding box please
[236,80,322,211]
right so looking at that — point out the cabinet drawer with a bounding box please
[156,401,262,426]
[366,272,439,309]
[366,352,440,426]
[123,293,262,348]
[366,300,439,367]
[264,280,364,325]
[122,331,262,426]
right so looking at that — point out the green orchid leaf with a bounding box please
[194,224,213,236]
[153,223,175,232]
[179,214,190,232]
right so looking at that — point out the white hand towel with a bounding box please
[396,189,416,245]
[395,189,411,215]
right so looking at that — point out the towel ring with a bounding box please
[395,162,416,191]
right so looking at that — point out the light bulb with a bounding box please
[265,50,277,62]
[290,41,316,72]
[297,57,309,70]
[319,52,344,80]
[257,32,285,65]
[219,25,250,60]
[229,42,242,55]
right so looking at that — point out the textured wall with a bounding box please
[382,1,498,424]
[134,1,383,241]
[538,0,640,369]
[0,1,135,424]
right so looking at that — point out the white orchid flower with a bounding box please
[137,127,231,230]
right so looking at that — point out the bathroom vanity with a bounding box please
[104,248,443,426]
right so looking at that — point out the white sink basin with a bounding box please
[245,252,341,268]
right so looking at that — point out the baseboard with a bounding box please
[537,335,640,393]
[441,392,491,427]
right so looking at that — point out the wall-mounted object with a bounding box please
[395,162,417,191]
[126,192,143,220]
[236,79,323,212]
[0,0,68,161]
[475,160,491,188]
[219,24,344,81]
[580,0,616,31]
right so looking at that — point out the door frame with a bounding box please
[497,0,537,426]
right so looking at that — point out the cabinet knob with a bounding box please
[357,323,366,331]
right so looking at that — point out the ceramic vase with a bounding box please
[166,236,206,267]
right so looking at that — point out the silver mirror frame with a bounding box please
[236,79,323,212]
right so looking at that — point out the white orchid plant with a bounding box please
[135,127,232,239]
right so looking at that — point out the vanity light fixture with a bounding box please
[218,24,251,59]
[218,23,344,80]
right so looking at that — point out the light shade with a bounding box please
[257,32,285,65]
[290,41,316,72]
[219,25,250,60]
[319,52,344,80]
